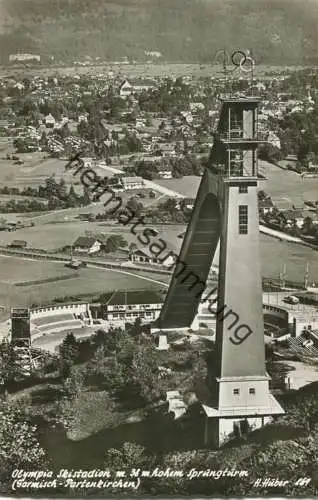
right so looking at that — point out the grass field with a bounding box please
[155,161,318,206]
[0,257,74,285]
[0,221,106,250]
[0,195,48,206]
[208,235,318,284]
[0,255,168,312]
[0,154,86,190]
[1,212,317,285]
[259,161,318,206]
[0,216,183,252]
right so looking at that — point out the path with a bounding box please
[259,225,309,244]
[97,164,184,198]
[284,360,318,390]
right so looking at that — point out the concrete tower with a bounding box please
[155,97,284,447]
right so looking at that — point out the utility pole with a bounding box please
[304,261,309,290]
[280,263,286,289]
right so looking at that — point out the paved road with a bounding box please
[259,225,306,244]
[263,291,318,316]
[32,326,96,354]
[199,291,318,319]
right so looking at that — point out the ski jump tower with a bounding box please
[155,96,284,447]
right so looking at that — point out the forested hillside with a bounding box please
[0,0,317,64]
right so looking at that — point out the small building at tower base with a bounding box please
[201,374,285,448]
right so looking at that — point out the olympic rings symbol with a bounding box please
[214,49,255,73]
[231,50,255,72]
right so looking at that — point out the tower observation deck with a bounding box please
[154,96,284,447]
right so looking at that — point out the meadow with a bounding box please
[0,220,109,250]
[155,161,318,207]
[1,212,317,287]
[0,154,83,189]
[0,257,73,285]
[0,256,168,312]
[0,217,179,251]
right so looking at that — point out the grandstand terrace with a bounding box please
[288,330,318,358]
[29,302,93,337]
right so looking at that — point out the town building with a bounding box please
[121,176,144,190]
[44,114,56,129]
[129,248,175,268]
[9,53,41,63]
[73,236,102,254]
[158,167,173,179]
[259,197,274,217]
[119,78,156,97]
[8,240,27,249]
[267,131,281,149]
[177,198,196,211]
[280,209,304,228]
[100,290,163,323]
[158,143,177,157]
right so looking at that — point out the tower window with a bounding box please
[239,205,248,234]
[249,388,255,394]
[233,388,240,395]
[239,185,248,193]
[229,150,244,176]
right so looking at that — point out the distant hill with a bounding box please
[0,0,318,65]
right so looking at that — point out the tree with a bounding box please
[81,187,91,205]
[149,190,156,199]
[129,242,138,254]
[129,345,165,404]
[0,401,48,491]
[55,123,70,139]
[102,442,153,495]
[0,342,17,389]
[86,347,126,393]
[13,137,28,153]
[48,195,63,210]
[57,178,68,200]
[62,369,84,399]
[127,317,143,338]
[302,216,314,235]
[258,143,283,164]
[126,197,143,217]
[161,198,178,214]
[230,435,317,497]
[289,219,301,237]
[279,393,318,434]
[68,184,76,198]
[105,441,149,469]
[258,190,267,201]
[59,333,79,377]
[45,175,58,197]
[77,119,90,139]
[91,327,129,355]
[66,184,78,208]
[104,235,124,253]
